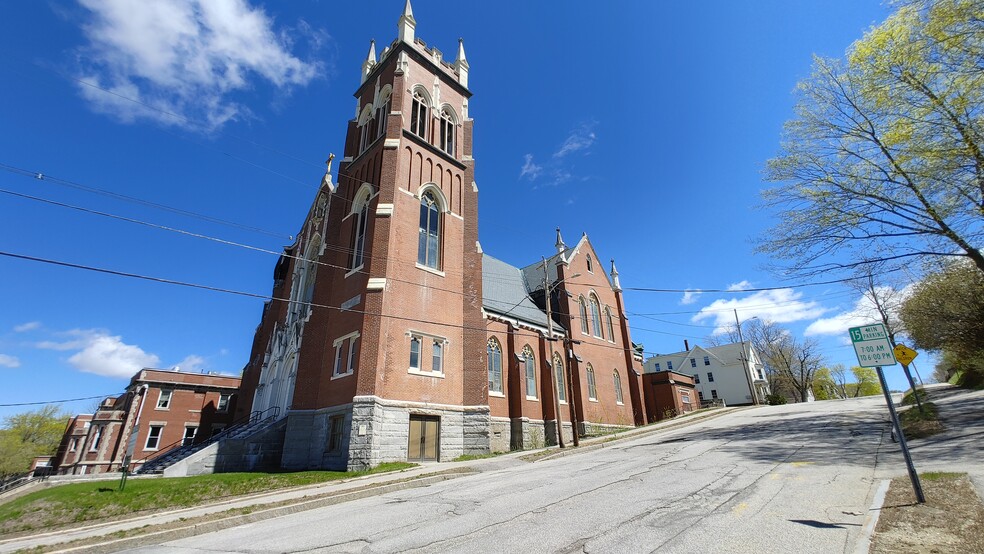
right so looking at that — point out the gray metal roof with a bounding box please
[482,254,563,332]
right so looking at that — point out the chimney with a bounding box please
[684,339,690,351]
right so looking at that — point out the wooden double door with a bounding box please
[408,415,440,461]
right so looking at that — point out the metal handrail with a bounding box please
[135,406,281,472]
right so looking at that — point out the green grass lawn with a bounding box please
[0,462,414,536]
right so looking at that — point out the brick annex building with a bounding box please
[236,2,676,471]
[51,369,240,475]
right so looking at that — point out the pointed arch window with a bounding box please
[299,239,320,319]
[553,353,566,402]
[614,370,624,404]
[351,196,370,270]
[586,364,597,401]
[418,191,441,269]
[579,297,589,335]
[523,345,536,399]
[358,105,374,155]
[439,107,455,156]
[590,295,603,339]
[487,338,503,394]
[586,254,593,273]
[410,89,428,140]
[605,307,615,341]
[376,90,391,139]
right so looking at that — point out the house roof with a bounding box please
[520,234,615,292]
[644,341,758,373]
[482,254,563,332]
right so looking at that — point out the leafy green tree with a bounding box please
[0,405,67,479]
[760,0,984,276]
[850,366,883,397]
[900,260,984,384]
[812,368,838,400]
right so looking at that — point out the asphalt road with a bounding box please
[126,396,899,554]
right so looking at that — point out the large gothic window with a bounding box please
[410,89,428,140]
[586,364,597,401]
[523,345,536,399]
[376,91,391,139]
[350,197,370,270]
[487,338,502,394]
[554,353,566,402]
[579,297,589,335]
[439,107,455,157]
[418,191,441,269]
[590,294,603,339]
[605,307,616,341]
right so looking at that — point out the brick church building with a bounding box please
[235,1,652,471]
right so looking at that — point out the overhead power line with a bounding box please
[0,394,115,407]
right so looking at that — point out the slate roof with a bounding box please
[482,254,564,332]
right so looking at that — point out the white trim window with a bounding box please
[145,425,163,450]
[156,390,172,409]
[586,364,597,401]
[409,332,447,376]
[579,297,589,335]
[523,345,537,399]
[182,426,197,446]
[418,191,441,269]
[351,199,370,270]
[217,393,231,413]
[376,90,391,139]
[487,337,503,394]
[605,307,615,342]
[332,332,361,378]
[89,426,103,451]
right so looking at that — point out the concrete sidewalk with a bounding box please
[902,383,984,498]
[0,406,742,554]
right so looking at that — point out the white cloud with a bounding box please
[805,286,912,336]
[67,333,161,378]
[0,354,21,368]
[680,290,701,305]
[75,0,322,130]
[35,328,160,378]
[553,123,597,158]
[727,280,752,292]
[173,354,207,373]
[692,289,829,334]
[13,321,41,333]
[519,154,542,180]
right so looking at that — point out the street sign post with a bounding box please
[848,323,924,503]
[848,324,897,367]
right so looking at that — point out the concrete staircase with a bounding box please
[136,407,282,475]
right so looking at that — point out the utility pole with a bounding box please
[566,339,579,447]
[735,309,759,405]
[543,257,565,449]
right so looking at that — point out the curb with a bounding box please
[855,479,890,554]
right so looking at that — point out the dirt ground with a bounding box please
[871,473,984,553]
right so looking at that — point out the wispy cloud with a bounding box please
[680,290,702,305]
[0,354,20,368]
[553,122,597,158]
[174,354,207,373]
[74,0,324,131]
[805,286,912,337]
[14,321,41,333]
[692,289,829,334]
[519,154,542,180]
[727,280,752,292]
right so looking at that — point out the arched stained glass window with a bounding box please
[418,191,441,269]
[487,338,503,394]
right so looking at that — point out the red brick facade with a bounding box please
[51,369,240,475]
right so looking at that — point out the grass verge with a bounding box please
[0,462,414,537]
[871,472,984,553]
[898,401,943,439]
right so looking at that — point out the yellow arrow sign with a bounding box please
[894,344,918,366]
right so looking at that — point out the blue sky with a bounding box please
[0,0,929,421]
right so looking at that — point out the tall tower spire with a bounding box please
[361,40,377,84]
[398,0,416,44]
